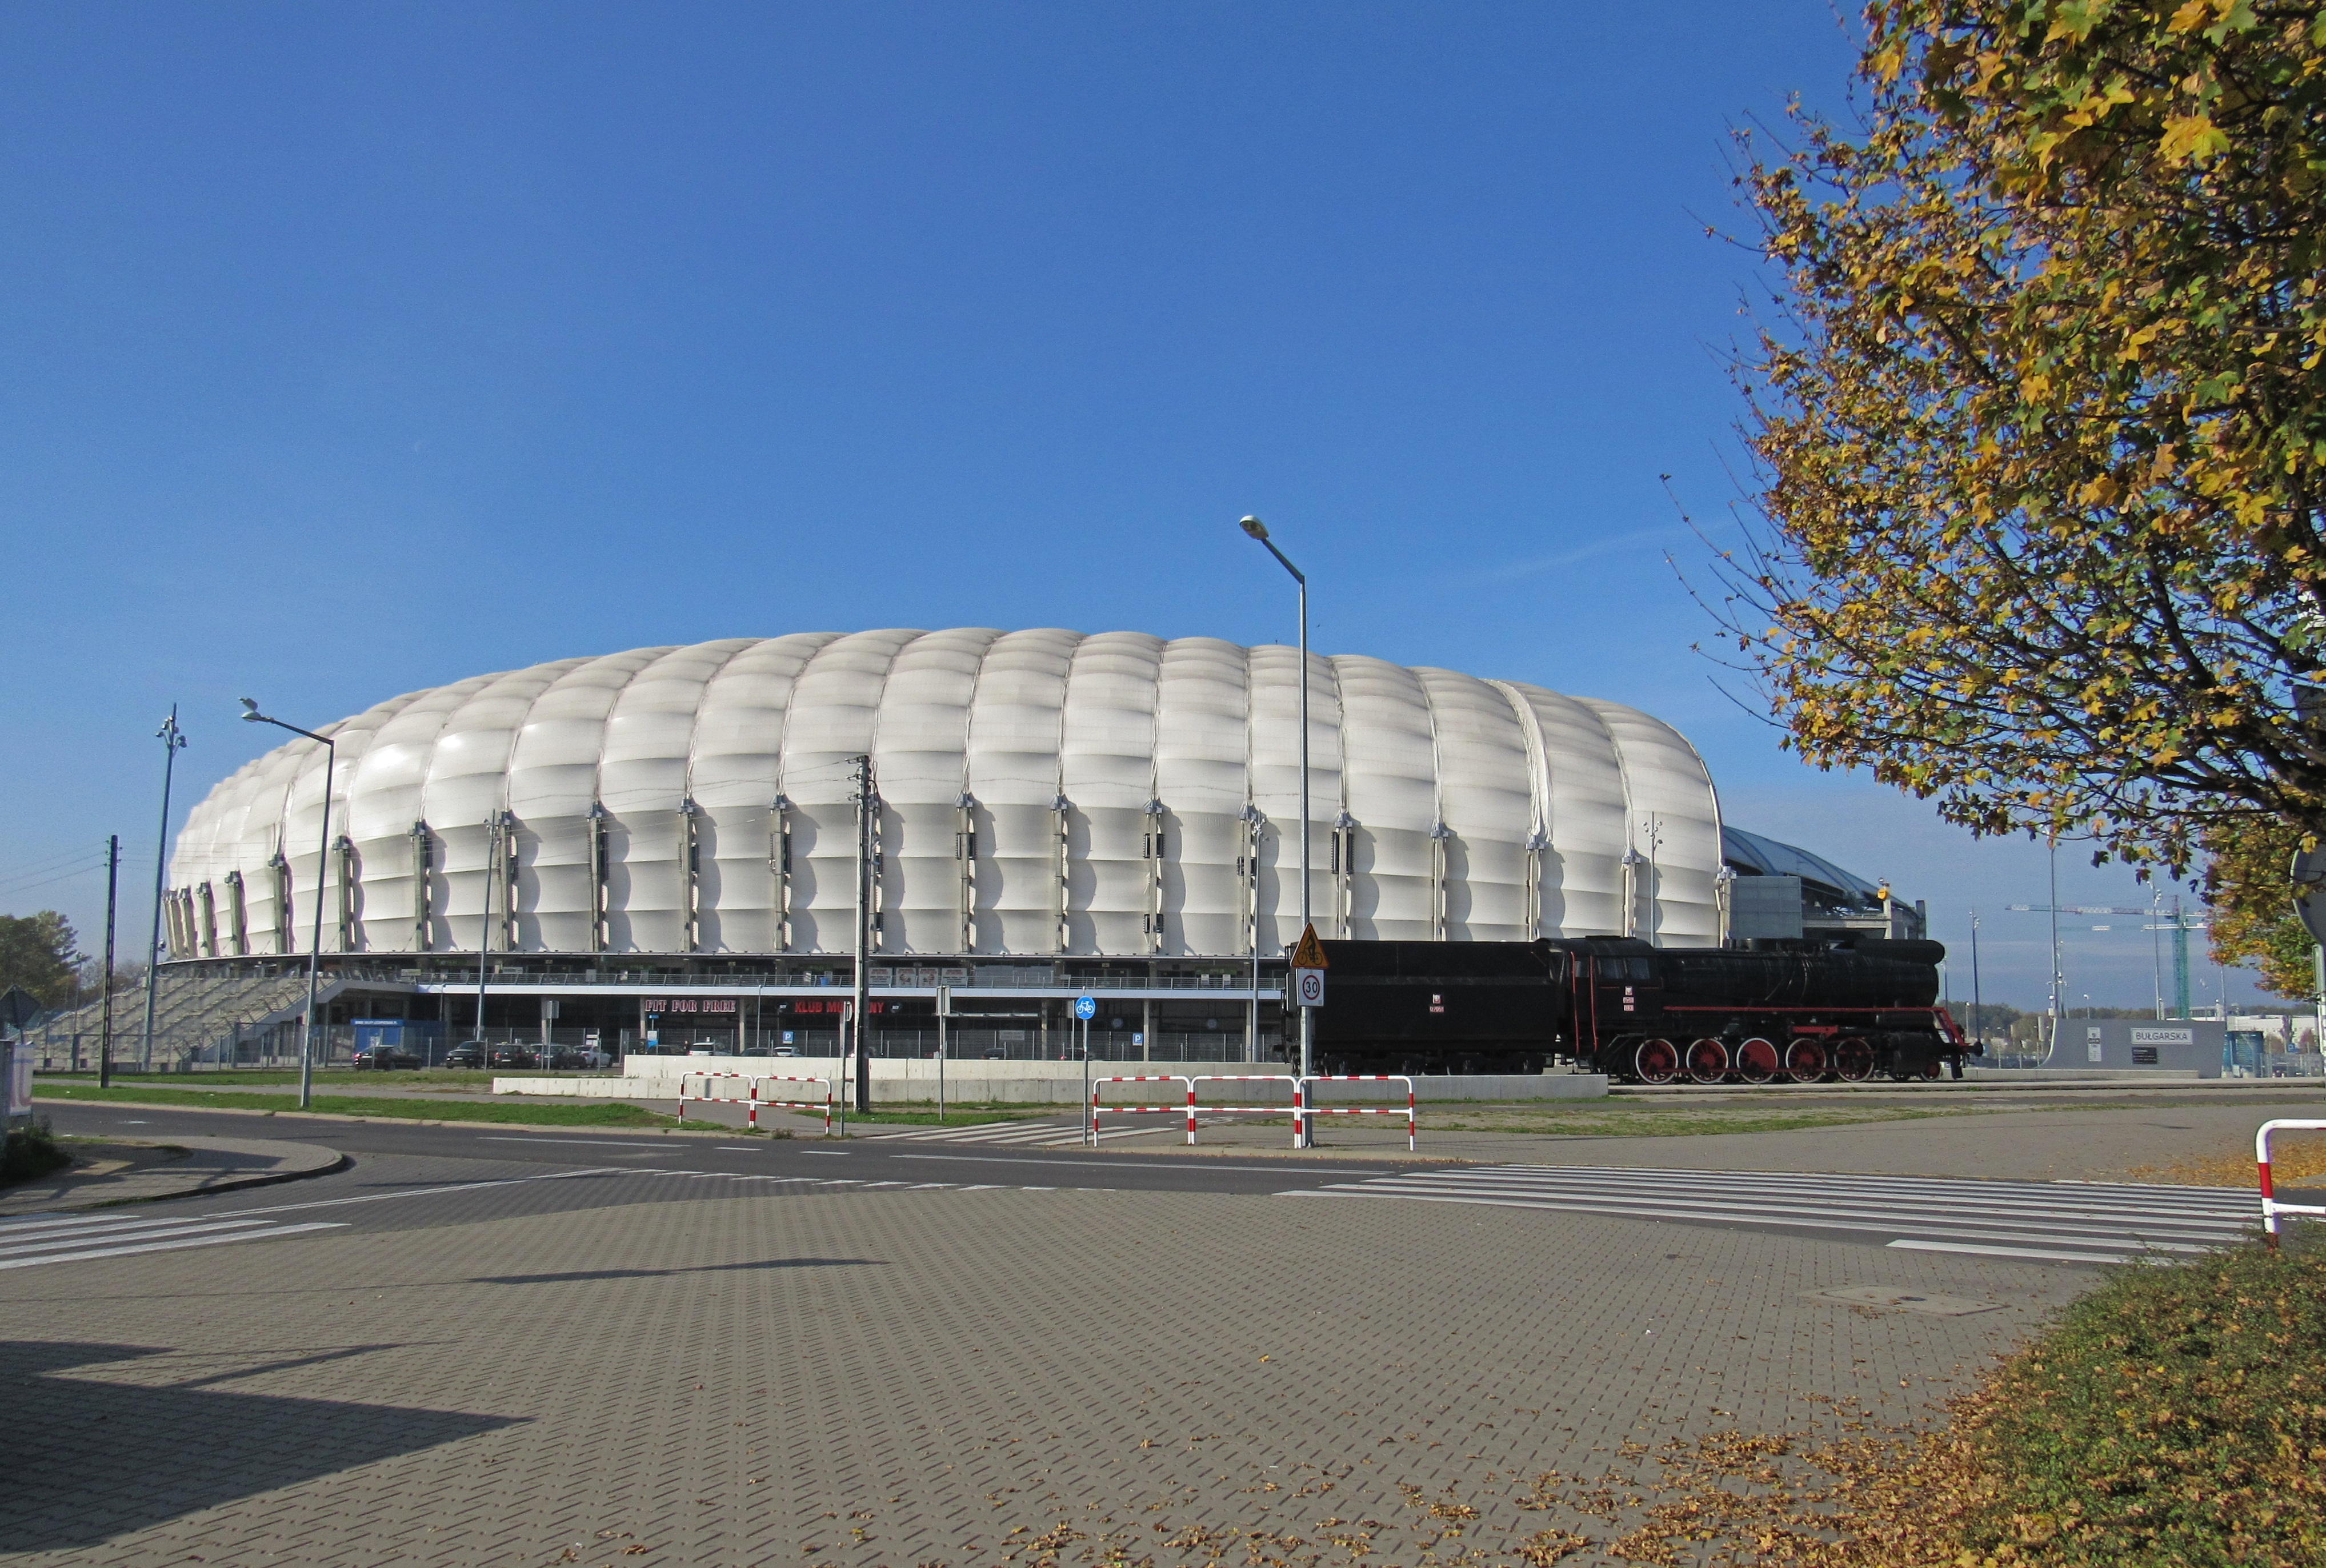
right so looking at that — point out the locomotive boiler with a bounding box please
[1307,935,1973,1083]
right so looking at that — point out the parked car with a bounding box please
[489,1046,539,1070]
[542,1046,603,1071]
[439,1042,487,1069]
[350,1046,421,1071]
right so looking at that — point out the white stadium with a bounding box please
[165,629,1731,962]
[107,629,1909,1065]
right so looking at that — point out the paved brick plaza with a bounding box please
[3,1149,2091,1568]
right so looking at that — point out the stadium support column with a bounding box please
[853,753,875,1115]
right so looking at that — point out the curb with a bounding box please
[89,1149,354,1209]
[31,1094,746,1138]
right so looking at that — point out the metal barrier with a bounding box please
[1088,1074,1196,1146]
[675,1071,834,1135]
[677,1071,764,1127]
[1294,1074,1416,1151]
[758,1074,835,1137]
[1187,1074,1303,1148]
[2257,1118,2326,1245]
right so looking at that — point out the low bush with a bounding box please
[1,1117,73,1185]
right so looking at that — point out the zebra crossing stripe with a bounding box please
[0,1218,349,1270]
[1287,1164,2255,1264]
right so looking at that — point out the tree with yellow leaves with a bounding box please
[1719,1,2326,963]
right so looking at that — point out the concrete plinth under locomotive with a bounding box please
[1309,936,1970,1083]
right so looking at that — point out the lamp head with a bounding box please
[239,698,262,721]
[1238,515,1268,541]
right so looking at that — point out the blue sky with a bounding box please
[0,2,2267,1010]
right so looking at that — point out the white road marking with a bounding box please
[1289,1164,2257,1266]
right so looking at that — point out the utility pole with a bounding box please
[2047,836,2063,1062]
[853,753,875,1116]
[1968,908,1982,1058]
[140,707,186,1072]
[99,836,119,1088]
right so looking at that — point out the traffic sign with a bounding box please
[2296,840,2326,945]
[1074,994,1096,1021]
[1289,923,1328,970]
[1293,967,1326,1008]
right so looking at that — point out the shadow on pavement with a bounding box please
[0,1340,522,1553]
[471,1256,884,1285]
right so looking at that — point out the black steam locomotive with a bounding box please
[1306,935,1973,1083]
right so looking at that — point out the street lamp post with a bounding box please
[139,708,187,1073]
[241,699,335,1110]
[1238,516,1312,1078]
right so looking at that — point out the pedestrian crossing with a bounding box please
[1284,1163,2261,1266]
[866,1117,1166,1147]
[0,1206,350,1271]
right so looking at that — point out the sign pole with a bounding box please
[1074,994,1096,1145]
[936,983,950,1125]
[1288,924,1328,1147]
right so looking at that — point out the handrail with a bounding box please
[1294,1074,1416,1151]
[2256,1118,2326,1246]
[1087,1074,1196,1146]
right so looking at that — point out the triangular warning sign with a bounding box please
[1290,923,1328,969]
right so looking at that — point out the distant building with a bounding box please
[1720,825,1926,943]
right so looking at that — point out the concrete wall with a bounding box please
[496,1055,1610,1104]
[2055,1018,2225,1077]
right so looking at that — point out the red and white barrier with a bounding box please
[1188,1074,1303,1148]
[2257,1118,2326,1245]
[1294,1074,1416,1151]
[755,1074,835,1138]
[1088,1075,1196,1146]
[677,1071,764,1128]
[675,1072,833,1136]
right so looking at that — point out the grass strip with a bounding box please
[35,1083,678,1128]
[1511,1236,2326,1566]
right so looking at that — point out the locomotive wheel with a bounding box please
[1833,1037,1876,1082]
[1921,1057,1943,1081]
[1733,1036,1779,1084]
[1684,1037,1729,1084]
[1783,1038,1828,1082]
[1633,1038,1680,1085]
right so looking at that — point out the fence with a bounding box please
[1089,1076,1195,1146]
[1187,1075,1303,1149]
[674,1072,834,1135]
[1294,1075,1416,1151]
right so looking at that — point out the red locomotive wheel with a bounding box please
[1834,1038,1876,1082]
[1783,1038,1828,1081]
[1922,1057,1944,1080]
[1733,1036,1779,1084]
[1633,1038,1680,1085]
[1684,1037,1729,1084]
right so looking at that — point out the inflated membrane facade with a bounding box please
[165,631,1724,959]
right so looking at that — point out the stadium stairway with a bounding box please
[25,971,340,1069]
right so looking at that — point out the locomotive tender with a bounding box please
[1308,935,1975,1084]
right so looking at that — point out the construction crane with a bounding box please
[2004,896,2207,1020]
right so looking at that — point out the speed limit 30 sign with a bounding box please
[1292,968,1325,1008]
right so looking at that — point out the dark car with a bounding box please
[488,1046,538,1070]
[441,1042,488,1070]
[350,1046,421,1071]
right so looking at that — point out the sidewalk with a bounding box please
[0,1136,346,1216]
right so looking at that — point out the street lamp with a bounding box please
[1238,516,1314,1079]
[139,707,187,1073]
[241,698,334,1110]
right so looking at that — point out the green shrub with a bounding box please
[1956,1239,2326,1567]
[1,1117,73,1185]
